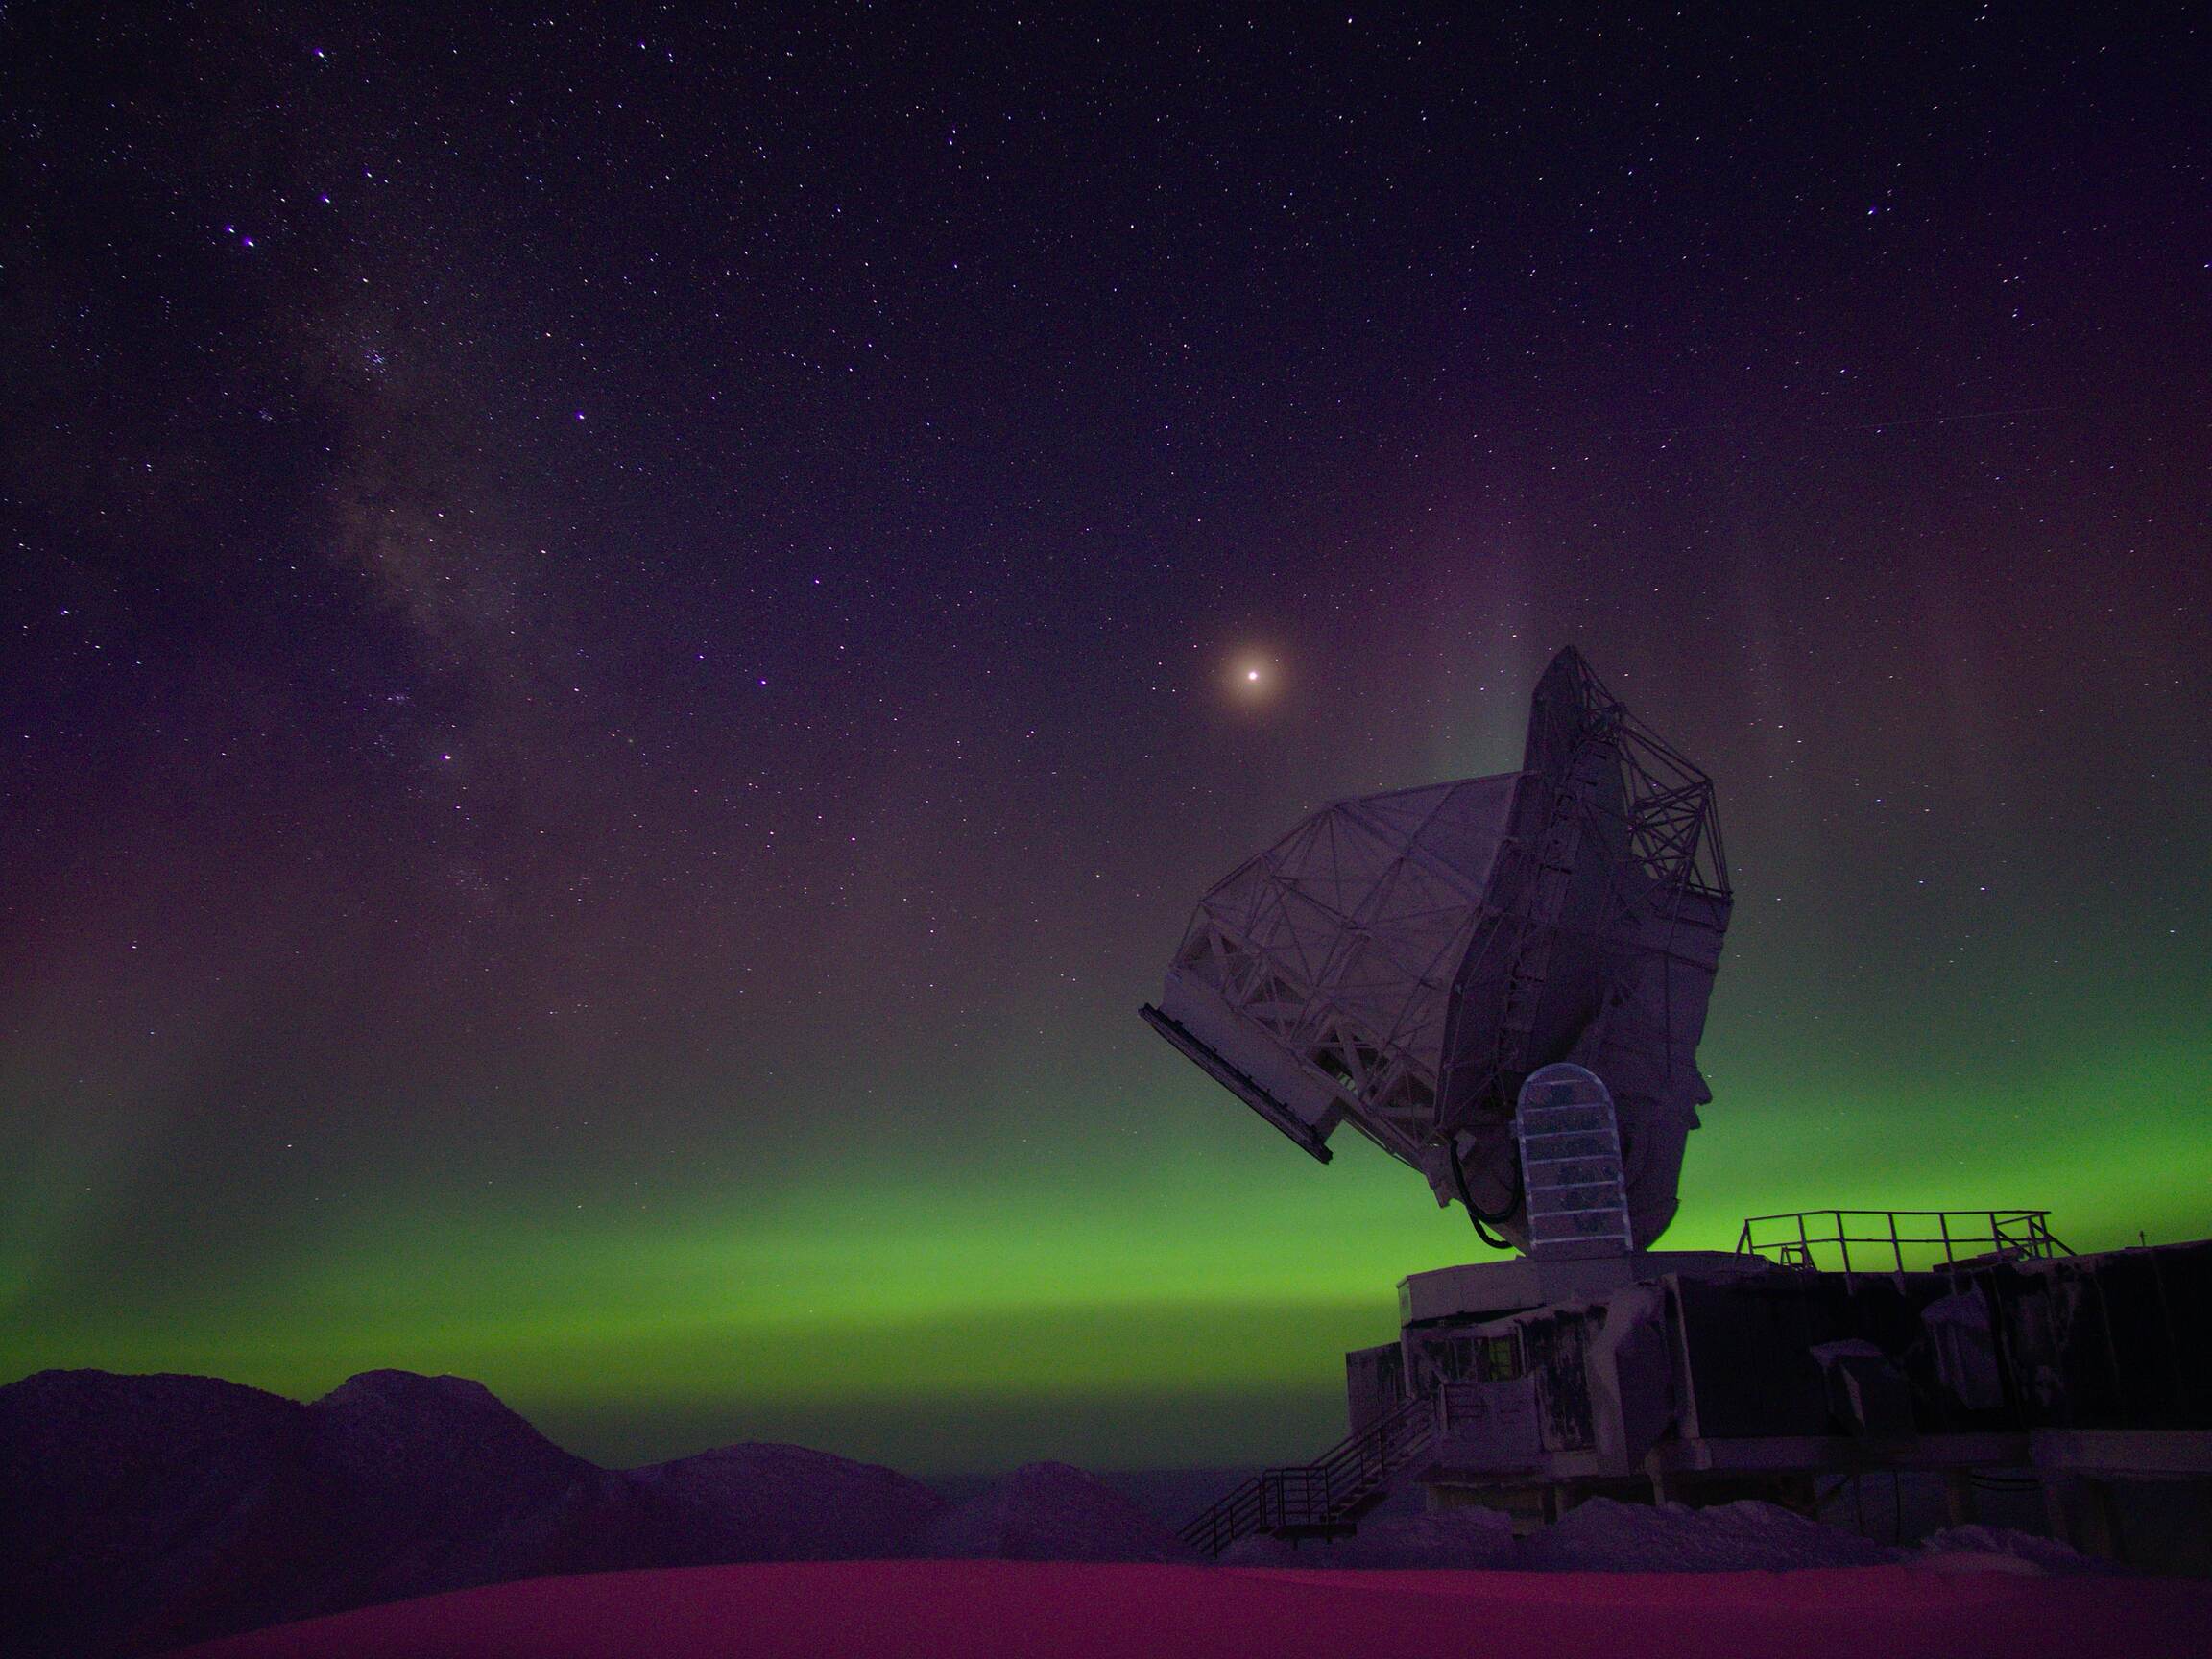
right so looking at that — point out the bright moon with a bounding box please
[1230,655,1278,702]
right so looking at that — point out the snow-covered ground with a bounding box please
[159,1557,2212,1659]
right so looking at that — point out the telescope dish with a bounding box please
[1142,647,1731,1250]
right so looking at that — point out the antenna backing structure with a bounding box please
[1142,648,1732,1250]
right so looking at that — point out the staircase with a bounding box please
[1178,1388,1437,1558]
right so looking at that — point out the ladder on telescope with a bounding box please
[1177,1388,1437,1559]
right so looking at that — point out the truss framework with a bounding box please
[1147,648,1734,1249]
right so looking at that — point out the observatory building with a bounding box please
[1145,648,2212,1568]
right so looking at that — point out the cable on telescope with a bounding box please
[1445,1136,1521,1245]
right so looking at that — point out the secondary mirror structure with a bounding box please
[1142,647,1731,1251]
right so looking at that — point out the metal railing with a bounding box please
[1178,1387,1437,1558]
[1736,1209,2069,1275]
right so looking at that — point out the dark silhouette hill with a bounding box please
[925,1460,1197,1563]
[0,1368,945,1658]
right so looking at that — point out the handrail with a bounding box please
[1735,1209,2069,1274]
[1178,1386,1437,1557]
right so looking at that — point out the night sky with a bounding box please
[4,6,2207,1476]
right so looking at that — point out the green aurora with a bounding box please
[10,1013,2208,1472]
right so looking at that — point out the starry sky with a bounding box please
[3,5,2207,1476]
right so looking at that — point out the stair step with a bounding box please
[1179,1391,1442,1554]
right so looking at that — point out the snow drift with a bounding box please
[1516,1496,1901,1573]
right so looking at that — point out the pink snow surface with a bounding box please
[163,1558,2211,1659]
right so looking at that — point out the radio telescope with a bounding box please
[1142,648,1731,1250]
